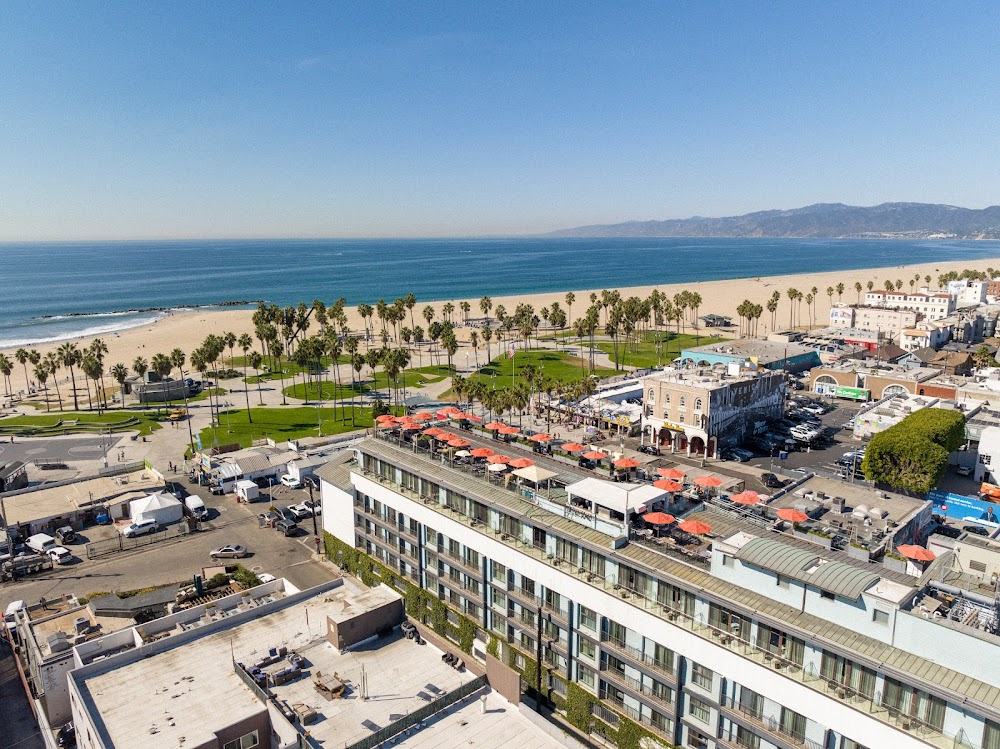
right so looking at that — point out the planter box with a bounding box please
[847,544,871,562]
[793,529,832,550]
[883,556,907,573]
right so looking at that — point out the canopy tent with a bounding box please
[511,465,558,485]
[565,477,668,516]
[129,493,183,526]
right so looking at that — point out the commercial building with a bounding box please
[677,339,821,374]
[0,460,28,492]
[320,432,1000,749]
[863,290,956,321]
[947,280,989,307]
[640,365,785,456]
[124,372,190,404]
[810,362,949,401]
[829,305,918,339]
[850,394,979,440]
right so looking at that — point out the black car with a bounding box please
[638,445,659,456]
[933,524,962,539]
[57,722,76,748]
[963,524,990,537]
[760,473,785,489]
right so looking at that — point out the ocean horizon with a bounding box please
[2,236,999,348]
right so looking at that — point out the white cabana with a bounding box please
[129,493,183,526]
[565,477,668,515]
[511,465,558,486]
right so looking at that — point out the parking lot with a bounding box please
[0,474,335,613]
[0,434,121,467]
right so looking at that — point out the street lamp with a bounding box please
[305,477,320,539]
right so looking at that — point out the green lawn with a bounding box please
[188,387,226,403]
[0,411,163,436]
[468,349,615,387]
[195,406,378,449]
[595,332,725,369]
[282,365,452,401]
[231,354,351,384]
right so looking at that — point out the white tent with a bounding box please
[511,465,558,485]
[129,493,183,526]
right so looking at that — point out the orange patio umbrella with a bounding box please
[896,544,936,562]
[530,433,553,442]
[694,475,723,488]
[560,442,586,453]
[422,427,446,437]
[437,406,462,418]
[653,479,683,492]
[776,508,809,523]
[447,438,471,448]
[399,422,422,431]
[465,414,484,422]
[614,457,640,469]
[498,426,520,436]
[484,421,506,430]
[375,414,398,423]
[487,454,512,464]
[657,467,686,479]
[508,458,535,469]
[582,451,607,461]
[470,447,495,458]
[678,519,713,535]
[410,412,434,421]
[730,491,761,506]
[642,512,676,526]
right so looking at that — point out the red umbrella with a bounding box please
[484,421,506,431]
[896,544,936,562]
[582,451,607,461]
[694,475,723,488]
[447,438,470,448]
[375,414,398,424]
[488,454,512,464]
[560,442,586,453]
[508,458,535,469]
[653,479,683,492]
[776,508,809,523]
[470,447,495,458]
[437,406,462,418]
[422,427,446,437]
[465,414,484,422]
[642,512,676,525]
[399,422,422,431]
[730,491,761,506]
[530,433,553,442]
[614,457,639,469]
[498,426,520,435]
[678,519,713,535]
[657,467,686,479]
[411,412,434,421]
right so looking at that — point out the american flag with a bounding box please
[507,347,515,359]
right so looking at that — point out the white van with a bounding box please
[26,533,57,554]
[184,495,209,520]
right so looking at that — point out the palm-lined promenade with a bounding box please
[1,258,999,452]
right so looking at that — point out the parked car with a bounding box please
[290,498,322,520]
[47,547,73,565]
[274,519,298,536]
[932,524,962,539]
[760,473,785,489]
[280,473,302,489]
[210,485,226,495]
[723,448,753,462]
[55,526,77,545]
[963,524,990,536]
[56,722,76,748]
[257,573,276,584]
[122,519,158,538]
[956,465,974,477]
[802,403,828,416]
[210,544,248,559]
[637,445,660,456]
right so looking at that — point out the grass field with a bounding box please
[0,411,163,436]
[468,349,616,387]
[195,406,379,448]
[282,365,452,401]
[595,332,725,369]
[230,354,351,384]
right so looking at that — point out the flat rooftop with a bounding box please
[642,365,777,390]
[1,468,163,525]
[681,338,817,363]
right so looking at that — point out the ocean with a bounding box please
[1,237,999,348]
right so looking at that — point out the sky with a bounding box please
[1,2,999,240]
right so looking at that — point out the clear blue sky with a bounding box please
[2,2,998,240]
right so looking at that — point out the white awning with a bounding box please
[511,465,558,484]
[565,477,668,515]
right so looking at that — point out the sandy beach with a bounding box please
[2,256,997,396]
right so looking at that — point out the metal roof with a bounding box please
[735,538,819,579]
[808,561,880,600]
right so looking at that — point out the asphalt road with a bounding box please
[0,434,121,466]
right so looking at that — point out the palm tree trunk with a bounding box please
[243,359,252,423]
[69,367,79,410]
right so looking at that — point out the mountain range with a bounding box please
[548,202,1000,240]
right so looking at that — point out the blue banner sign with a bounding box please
[927,490,999,526]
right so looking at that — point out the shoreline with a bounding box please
[2,256,998,396]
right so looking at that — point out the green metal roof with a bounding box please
[807,561,881,600]
[735,538,819,580]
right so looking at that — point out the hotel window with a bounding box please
[688,696,711,723]
[756,624,805,666]
[736,726,761,749]
[709,604,750,641]
[882,678,946,730]
[691,662,713,690]
[679,396,686,409]
[579,637,596,660]
[222,731,259,749]
[694,398,703,412]
[780,707,807,743]
[605,619,627,648]
[739,687,763,719]
[578,663,596,688]
[842,739,869,749]
[492,561,507,583]
[579,606,598,631]
[648,388,656,405]
[663,393,670,406]
[652,642,675,672]
[983,720,1000,749]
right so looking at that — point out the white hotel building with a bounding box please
[321,433,1000,749]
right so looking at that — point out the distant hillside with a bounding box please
[549,202,1000,239]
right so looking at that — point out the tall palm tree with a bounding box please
[855,281,863,302]
[81,354,102,412]
[14,348,30,395]
[786,288,797,328]
[0,354,12,396]
[248,351,264,405]
[57,342,82,410]
[237,334,253,415]
[479,296,493,324]
[45,353,62,408]
[111,363,129,408]
[34,364,50,411]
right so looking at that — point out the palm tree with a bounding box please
[81,354,103,412]
[151,353,173,409]
[34,364,50,411]
[786,288,797,328]
[826,286,834,310]
[45,353,62,408]
[90,339,110,410]
[565,292,575,330]
[237,333,253,419]
[867,280,875,293]
[469,330,480,368]
[0,354,11,396]
[14,348,30,395]
[855,281,863,302]
[248,351,264,405]
[57,342,82,410]
[480,296,493,324]
[836,282,844,302]
[111,363,129,408]
[404,293,417,332]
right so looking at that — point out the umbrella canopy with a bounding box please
[470,447,495,458]
[422,427,446,437]
[657,467,686,479]
[449,411,472,420]
[487,454,512,464]
[694,475,723,488]
[437,406,462,418]
[582,451,607,461]
[897,544,937,562]
[484,421,506,431]
[653,479,683,492]
[410,412,434,421]
[678,519,713,535]
[530,433,554,442]
[776,508,809,523]
[465,414,484,422]
[614,457,640,469]
[375,414,398,423]
[447,438,471,448]
[487,463,508,472]
[454,450,472,458]
[642,512,676,526]
[399,422,422,431]
[498,426,520,436]
[730,491,761,506]
[508,458,535,469]
[560,442,586,453]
